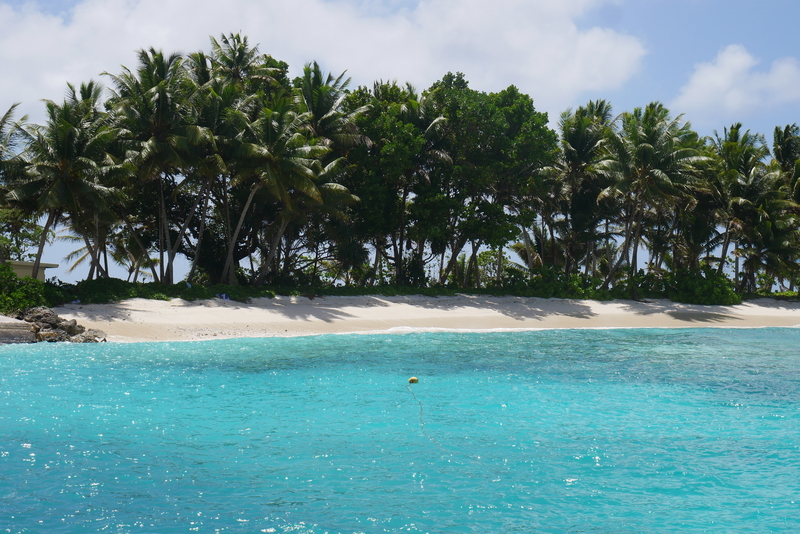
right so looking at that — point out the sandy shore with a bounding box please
[50,295,800,342]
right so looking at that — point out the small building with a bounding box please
[6,260,59,282]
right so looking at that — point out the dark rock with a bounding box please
[71,329,107,343]
[17,307,105,343]
[64,319,84,336]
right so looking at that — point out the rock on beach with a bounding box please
[14,307,106,343]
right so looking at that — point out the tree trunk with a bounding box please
[166,181,210,285]
[82,236,108,279]
[495,248,503,285]
[520,228,539,275]
[220,183,260,285]
[601,207,639,291]
[255,216,291,287]
[121,213,159,283]
[157,178,166,283]
[187,187,211,285]
[396,184,409,284]
[629,215,644,300]
[717,220,733,274]
[464,242,480,288]
[31,211,58,281]
[441,234,469,284]
[366,242,382,287]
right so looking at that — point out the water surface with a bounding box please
[2,328,799,532]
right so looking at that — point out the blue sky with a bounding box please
[1,0,798,280]
[2,0,797,136]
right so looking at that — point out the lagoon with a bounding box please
[2,328,799,532]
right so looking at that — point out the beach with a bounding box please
[51,295,800,342]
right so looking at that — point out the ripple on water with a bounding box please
[1,328,800,532]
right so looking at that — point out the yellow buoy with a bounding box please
[408,377,419,384]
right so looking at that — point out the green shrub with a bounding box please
[30,266,743,308]
[666,267,741,305]
[72,277,140,303]
[0,263,47,314]
[43,279,76,307]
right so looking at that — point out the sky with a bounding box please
[1,0,799,281]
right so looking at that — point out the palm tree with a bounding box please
[734,178,798,292]
[209,33,280,90]
[597,102,703,295]
[772,123,800,176]
[218,94,330,285]
[0,104,28,264]
[296,62,369,153]
[8,81,120,280]
[104,48,207,284]
[0,103,26,175]
[772,124,800,204]
[710,123,771,276]
[539,99,613,275]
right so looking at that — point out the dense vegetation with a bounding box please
[1,33,799,306]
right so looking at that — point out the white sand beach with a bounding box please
[51,295,800,342]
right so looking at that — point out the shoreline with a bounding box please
[51,295,800,343]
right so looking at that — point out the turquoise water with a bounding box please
[1,328,799,533]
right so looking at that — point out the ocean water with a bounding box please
[1,328,799,533]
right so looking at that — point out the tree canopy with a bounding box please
[2,33,799,302]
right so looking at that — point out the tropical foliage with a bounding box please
[2,33,800,305]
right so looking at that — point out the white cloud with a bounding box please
[672,44,800,129]
[0,0,645,125]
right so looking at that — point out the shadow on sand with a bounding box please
[249,294,599,323]
[618,300,739,324]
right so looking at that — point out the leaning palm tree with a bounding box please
[104,48,208,284]
[8,81,121,280]
[597,102,704,295]
[0,104,28,264]
[0,103,26,175]
[218,94,330,285]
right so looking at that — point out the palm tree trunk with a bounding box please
[160,177,175,285]
[717,220,733,274]
[220,183,260,285]
[166,181,210,284]
[630,216,644,300]
[121,213,159,283]
[520,228,538,276]
[131,256,142,283]
[102,237,110,279]
[255,216,291,287]
[81,236,108,279]
[397,185,409,284]
[496,248,503,285]
[93,213,102,278]
[366,242,382,287]
[441,234,469,284]
[31,211,58,281]
[158,179,165,283]
[187,187,211,285]
[601,208,639,291]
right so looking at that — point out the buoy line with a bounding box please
[406,382,447,452]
